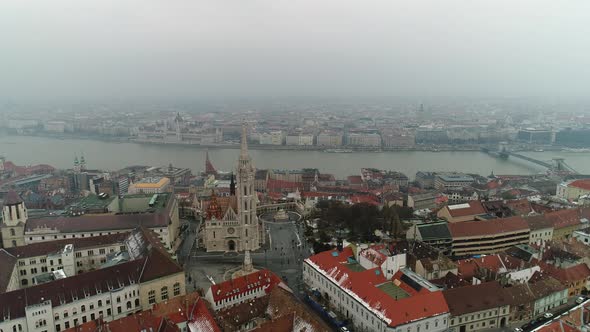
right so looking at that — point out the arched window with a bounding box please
[161,286,168,301]
[81,305,86,312]
[116,296,121,303]
[135,299,140,307]
[148,290,156,304]
[98,300,102,307]
[11,240,17,247]
[21,279,28,286]
[10,229,15,236]
[173,282,181,296]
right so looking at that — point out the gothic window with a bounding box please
[126,301,132,309]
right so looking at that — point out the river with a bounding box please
[1,135,589,179]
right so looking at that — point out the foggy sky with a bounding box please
[1,0,589,100]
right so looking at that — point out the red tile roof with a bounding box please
[63,312,179,332]
[0,229,182,320]
[188,297,221,332]
[209,269,282,304]
[6,232,129,258]
[456,254,524,279]
[545,209,583,230]
[537,262,590,284]
[569,179,590,191]
[443,281,512,316]
[347,175,363,185]
[26,212,170,233]
[505,199,534,215]
[536,320,581,332]
[3,189,23,205]
[445,201,486,218]
[448,216,530,238]
[305,247,449,327]
[0,249,17,293]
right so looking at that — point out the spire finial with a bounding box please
[240,121,248,158]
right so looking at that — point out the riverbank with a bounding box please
[0,133,487,152]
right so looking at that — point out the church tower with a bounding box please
[236,122,260,251]
[1,190,27,248]
[74,155,81,173]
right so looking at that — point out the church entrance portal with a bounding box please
[228,240,236,251]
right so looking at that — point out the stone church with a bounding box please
[203,123,263,252]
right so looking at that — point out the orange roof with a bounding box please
[569,179,590,191]
[536,320,581,332]
[305,247,449,327]
[538,262,590,284]
[209,269,282,303]
[457,254,524,279]
[445,201,486,217]
[545,208,583,230]
[448,216,529,238]
[188,298,221,332]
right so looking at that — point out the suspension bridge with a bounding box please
[481,147,579,174]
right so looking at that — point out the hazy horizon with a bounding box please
[1,0,589,101]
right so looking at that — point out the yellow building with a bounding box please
[129,177,171,194]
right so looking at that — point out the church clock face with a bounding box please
[227,227,235,234]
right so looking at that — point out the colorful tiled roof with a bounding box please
[209,269,282,304]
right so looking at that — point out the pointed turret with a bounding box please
[205,150,218,176]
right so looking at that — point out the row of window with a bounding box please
[147,283,182,304]
[28,231,124,242]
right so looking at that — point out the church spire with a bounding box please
[240,121,249,159]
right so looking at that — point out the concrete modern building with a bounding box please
[448,216,530,256]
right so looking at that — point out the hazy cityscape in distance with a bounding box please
[1,1,590,332]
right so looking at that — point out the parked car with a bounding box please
[513,328,523,332]
[543,312,553,319]
[339,327,350,332]
[576,296,586,304]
